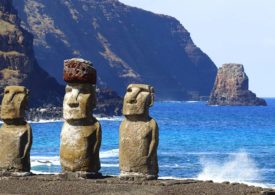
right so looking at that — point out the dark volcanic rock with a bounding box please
[14,0,217,100]
[95,88,122,116]
[208,64,267,106]
[0,175,272,195]
[63,58,97,84]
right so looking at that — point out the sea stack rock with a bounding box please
[60,58,102,177]
[0,86,32,173]
[119,84,159,180]
[208,64,266,106]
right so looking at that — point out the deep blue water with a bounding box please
[30,99,275,187]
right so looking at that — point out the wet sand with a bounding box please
[0,175,274,195]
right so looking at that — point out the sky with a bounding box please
[119,0,275,97]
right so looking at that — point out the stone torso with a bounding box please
[119,118,158,175]
[0,123,32,172]
[60,120,101,172]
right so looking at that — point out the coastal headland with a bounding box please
[0,174,274,195]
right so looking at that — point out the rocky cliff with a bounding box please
[14,0,217,100]
[0,0,122,117]
[0,0,63,107]
[208,64,266,106]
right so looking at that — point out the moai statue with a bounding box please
[60,58,101,177]
[0,86,32,174]
[119,84,159,180]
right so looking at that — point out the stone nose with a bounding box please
[67,88,80,107]
[67,95,80,108]
[6,93,17,103]
[67,96,79,107]
[128,99,137,104]
[127,88,140,103]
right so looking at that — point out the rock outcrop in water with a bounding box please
[119,84,158,180]
[14,0,217,100]
[0,86,32,173]
[208,64,267,106]
[60,59,101,177]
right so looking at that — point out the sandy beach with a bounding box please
[0,175,274,195]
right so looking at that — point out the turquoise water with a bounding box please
[30,99,275,187]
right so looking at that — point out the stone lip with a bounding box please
[208,63,267,106]
[64,58,96,84]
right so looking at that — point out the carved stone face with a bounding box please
[122,84,154,116]
[1,86,28,120]
[63,83,96,120]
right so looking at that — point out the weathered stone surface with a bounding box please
[60,119,101,172]
[1,86,28,120]
[64,58,96,84]
[119,84,159,180]
[60,60,101,174]
[208,64,267,106]
[0,86,32,172]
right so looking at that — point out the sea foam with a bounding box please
[100,149,119,158]
[29,120,63,124]
[97,116,123,121]
[197,150,261,183]
[31,156,60,166]
[31,149,119,168]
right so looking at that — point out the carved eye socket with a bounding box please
[127,88,132,93]
[4,90,9,94]
[81,87,91,94]
[139,88,149,93]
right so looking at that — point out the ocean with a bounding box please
[29,99,275,188]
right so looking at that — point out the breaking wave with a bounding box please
[29,120,63,124]
[197,150,262,183]
[31,149,119,168]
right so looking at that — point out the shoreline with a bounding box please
[0,174,274,195]
[2,101,275,191]
[29,168,275,190]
